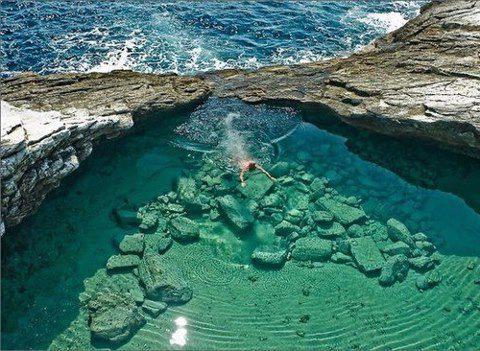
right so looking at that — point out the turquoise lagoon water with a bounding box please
[1,100,479,350]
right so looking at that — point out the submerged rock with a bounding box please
[331,252,353,265]
[169,216,200,242]
[251,246,288,268]
[381,242,411,257]
[350,237,385,274]
[363,221,389,242]
[317,221,346,238]
[177,177,202,211]
[137,254,192,304]
[408,256,436,272]
[316,197,366,226]
[119,234,145,255]
[274,220,300,237]
[142,299,168,317]
[311,210,334,224]
[416,271,442,291]
[387,218,414,247]
[217,195,254,231]
[114,209,140,227]
[144,234,173,255]
[107,255,141,271]
[261,193,283,208]
[378,254,409,286]
[238,172,274,200]
[88,292,145,344]
[139,212,158,232]
[270,162,290,178]
[291,237,333,262]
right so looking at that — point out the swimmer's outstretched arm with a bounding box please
[240,168,247,187]
[256,164,276,181]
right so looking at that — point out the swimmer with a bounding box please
[239,160,275,187]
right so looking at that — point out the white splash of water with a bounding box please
[359,12,408,33]
[88,30,143,73]
[222,113,250,168]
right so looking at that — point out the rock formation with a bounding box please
[0,72,210,232]
[1,0,479,232]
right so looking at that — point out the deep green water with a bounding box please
[2,100,480,350]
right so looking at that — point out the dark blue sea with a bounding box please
[1,1,425,76]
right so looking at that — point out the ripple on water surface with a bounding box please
[2,99,480,350]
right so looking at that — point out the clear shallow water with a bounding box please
[2,99,479,350]
[1,1,426,76]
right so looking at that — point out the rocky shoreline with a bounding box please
[1,0,479,232]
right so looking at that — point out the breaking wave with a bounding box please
[1,1,426,76]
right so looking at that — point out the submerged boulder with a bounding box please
[107,255,141,271]
[317,221,346,238]
[169,216,200,242]
[144,234,173,255]
[416,271,442,291]
[114,208,140,227]
[408,256,437,271]
[381,242,411,257]
[142,299,168,317]
[251,245,288,268]
[331,252,354,265]
[387,218,415,247]
[177,177,202,210]
[137,254,192,304]
[316,197,366,226]
[274,220,300,237]
[139,212,158,232]
[238,172,274,200]
[119,234,145,255]
[270,162,290,178]
[350,237,385,274]
[312,210,334,224]
[378,254,409,286]
[261,193,283,208]
[88,292,145,344]
[291,237,333,262]
[217,195,254,231]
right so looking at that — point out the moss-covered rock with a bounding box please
[291,237,333,262]
[238,172,274,200]
[142,299,168,317]
[378,254,409,286]
[387,218,415,247]
[137,254,192,304]
[106,255,141,271]
[169,216,200,242]
[88,292,145,344]
[381,242,411,257]
[217,195,254,231]
[415,270,442,291]
[350,237,385,273]
[251,246,288,268]
[316,197,366,226]
[119,234,145,255]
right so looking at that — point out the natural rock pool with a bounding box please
[2,99,480,350]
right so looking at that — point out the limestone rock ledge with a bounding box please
[1,0,479,232]
[0,72,210,233]
[210,0,479,157]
